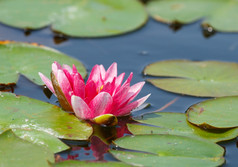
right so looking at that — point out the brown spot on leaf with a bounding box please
[67,134,73,137]
[102,16,107,21]
[12,108,19,112]
[171,4,184,10]
[199,107,204,114]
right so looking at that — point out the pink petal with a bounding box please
[71,95,92,120]
[89,92,113,117]
[52,61,62,79]
[115,73,125,89]
[113,73,125,95]
[57,70,73,104]
[119,81,145,108]
[104,63,117,83]
[101,77,116,95]
[72,64,79,74]
[87,65,101,85]
[63,69,73,88]
[62,64,72,74]
[99,65,106,80]
[73,73,85,99]
[113,83,130,105]
[85,80,97,104]
[115,94,151,116]
[122,72,133,87]
[111,83,130,113]
[38,72,55,95]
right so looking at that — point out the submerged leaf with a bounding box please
[186,96,238,129]
[147,0,238,32]
[0,92,93,140]
[0,130,54,167]
[0,0,148,37]
[111,134,225,167]
[0,41,86,85]
[144,60,238,97]
[129,112,238,142]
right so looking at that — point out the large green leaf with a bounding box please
[53,160,132,167]
[0,92,93,140]
[0,0,148,37]
[111,134,225,167]
[0,41,86,85]
[144,60,238,97]
[12,129,69,153]
[186,96,238,128]
[0,130,54,167]
[146,0,238,32]
[128,112,238,142]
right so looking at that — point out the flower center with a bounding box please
[97,85,104,93]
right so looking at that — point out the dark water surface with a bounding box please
[0,18,237,166]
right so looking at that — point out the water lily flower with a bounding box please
[39,62,150,123]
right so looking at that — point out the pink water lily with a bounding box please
[39,62,150,120]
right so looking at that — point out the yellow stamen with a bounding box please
[97,85,104,93]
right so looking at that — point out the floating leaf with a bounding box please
[53,160,131,167]
[0,0,148,37]
[128,112,238,142]
[186,96,238,129]
[0,41,86,85]
[111,134,224,167]
[144,60,238,97]
[0,92,93,140]
[146,0,238,32]
[12,129,69,153]
[0,130,54,167]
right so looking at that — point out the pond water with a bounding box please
[0,17,237,166]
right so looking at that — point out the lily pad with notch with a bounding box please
[146,0,238,32]
[186,96,238,129]
[144,60,238,97]
[128,112,238,142]
[0,0,148,37]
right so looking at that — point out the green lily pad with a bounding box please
[186,96,238,129]
[0,92,93,140]
[0,130,54,167]
[111,134,225,167]
[146,0,238,32]
[128,112,238,142]
[12,129,69,153]
[0,41,86,85]
[0,0,148,37]
[53,160,132,167]
[144,60,238,97]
